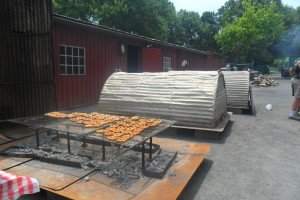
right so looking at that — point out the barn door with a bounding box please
[141,48,162,72]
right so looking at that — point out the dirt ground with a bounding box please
[18,75,299,200]
[174,76,300,200]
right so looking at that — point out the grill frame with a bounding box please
[5,114,176,171]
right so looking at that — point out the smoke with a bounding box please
[275,25,300,56]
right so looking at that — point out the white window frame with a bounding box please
[59,45,86,75]
[163,57,172,72]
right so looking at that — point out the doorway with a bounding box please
[127,45,140,72]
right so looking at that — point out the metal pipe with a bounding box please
[36,129,39,148]
[149,137,152,160]
[67,133,71,153]
[102,144,105,160]
[81,137,87,147]
[142,142,145,170]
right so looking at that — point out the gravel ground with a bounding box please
[176,77,300,200]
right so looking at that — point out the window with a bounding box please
[163,57,172,72]
[60,45,85,75]
[181,59,192,69]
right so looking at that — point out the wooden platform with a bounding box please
[0,137,211,200]
[172,112,231,132]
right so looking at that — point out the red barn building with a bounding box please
[53,14,227,110]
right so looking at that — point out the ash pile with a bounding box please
[250,75,279,87]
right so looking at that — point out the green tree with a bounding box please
[53,0,178,42]
[99,0,170,41]
[215,1,285,63]
[177,10,202,46]
[218,0,295,29]
[52,0,102,23]
[198,11,220,51]
[217,0,244,28]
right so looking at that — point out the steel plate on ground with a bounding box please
[44,138,211,200]
[0,156,32,170]
[90,171,155,195]
[6,159,94,191]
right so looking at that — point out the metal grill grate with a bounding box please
[6,116,176,168]
[8,115,67,128]
[25,159,93,178]
[89,119,175,148]
[45,120,100,136]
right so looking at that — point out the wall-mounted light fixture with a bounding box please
[120,44,126,54]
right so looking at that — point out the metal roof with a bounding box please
[98,71,227,129]
[222,71,250,109]
[52,13,225,57]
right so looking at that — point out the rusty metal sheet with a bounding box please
[0,156,31,170]
[6,161,93,191]
[89,170,155,195]
[132,155,206,200]
[51,180,134,200]
[45,137,210,200]
[6,165,83,191]
[152,137,211,155]
[53,155,206,200]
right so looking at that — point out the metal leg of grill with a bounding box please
[82,137,87,147]
[149,137,153,160]
[67,133,71,153]
[142,142,145,170]
[36,129,39,149]
[102,144,105,160]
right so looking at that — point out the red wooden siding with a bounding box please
[53,16,226,109]
[53,20,127,109]
[141,48,162,72]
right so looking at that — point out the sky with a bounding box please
[170,0,300,14]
